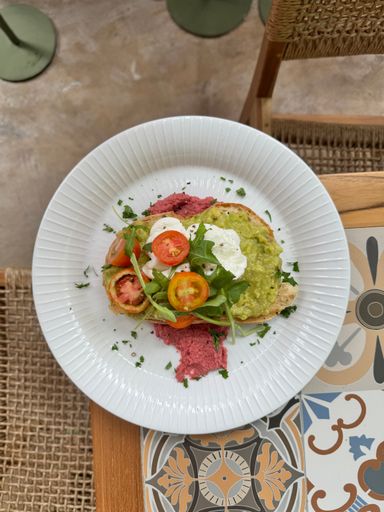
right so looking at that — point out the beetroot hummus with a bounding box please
[150,192,228,382]
[154,324,228,381]
[148,192,215,218]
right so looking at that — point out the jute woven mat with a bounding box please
[0,269,95,511]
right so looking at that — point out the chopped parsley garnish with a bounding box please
[157,194,162,198]
[186,181,191,185]
[142,209,150,216]
[131,330,138,339]
[135,355,144,368]
[280,305,297,318]
[183,378,189,388]
[101,264,112,272]
[220,176,226,181]
[276,270,297,286]
[74,282,90,289]
[122,205,137,219]
[218,369,229,379]
[228,179,234,183]
[111,343,118,351]
[225,187,231,193]
[165,361,172,370]
[290,261,300,272]
[236,187,246,197]
[257,323,271,338]
[117,199,123,206]
[121,340,129,344]
[83,265,90,278]
[209,329,221,351]
[250,342,258,347]
[264,209,272,222]
[181,186,186,191]
[103,223,116,233]
[128,197,134,200]
[281,240,285,244]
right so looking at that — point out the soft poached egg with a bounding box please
[141,218,247,279]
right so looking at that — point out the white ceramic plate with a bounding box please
[32,116,350,434]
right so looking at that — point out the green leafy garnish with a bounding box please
[122,205,137,219]
[188,223,220,268]
[143,242,152,253]
[236,187,246,197]
[74,282,90,289]
[276,270,297,286]
[225,187,231,193]
[101,264,112,272]
[83,265,90,278]
[218,369,229,379]
[157,194,162,198]
[290,261,300,272]
[257,323,271,338]
[111,343,118,351]
[141,209,150,216]
[165,361,172,370]
[209,329,221,351]
[117,199,123,206]
[130,253,176,322]
[152,269,170,290]
[103,223,116,233]
[280,305,297,318]
[131,331,138,339]
[145,281,161,295]
[121,340,129,345]
[123,228,137,257]
[264,209,272,222]
[226,281,249,305]
[135,355,144,368]
[183,378,189,388]
[220,177,226,181]
[228,179,234,184]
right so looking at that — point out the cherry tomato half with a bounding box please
[109,268,149,314]
[152,230,190,266]
[166,314,195,329]
[168,272,209,312]
[107,236,141,267]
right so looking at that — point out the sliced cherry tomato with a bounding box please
[109,268,149,313]
[107,235,141,267]
[166,314,195,329]
[168,272,209,312]
[152,230,190,266]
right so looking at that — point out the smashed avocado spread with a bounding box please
[183,206,282,320]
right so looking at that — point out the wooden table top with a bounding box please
[88,172,384,512]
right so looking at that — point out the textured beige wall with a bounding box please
[1,0,383,267]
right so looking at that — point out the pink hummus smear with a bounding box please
[150,192,228,381]
[154,324,228,381]
[148,192,215,218]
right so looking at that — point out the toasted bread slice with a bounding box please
[127,202,297,324]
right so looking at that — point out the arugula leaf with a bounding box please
[206,266,234,289]
[130,253,176,322]
[188,223,219,268]
[200,294,226,308]
[124,229,137,256]
[143,242,152,253]
[145,281,161,295]
[152,269,170,290]
[226,281,249,305]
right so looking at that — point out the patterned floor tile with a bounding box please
[302,390,384,512]
[305,228,384,393]
[142,398,306,512]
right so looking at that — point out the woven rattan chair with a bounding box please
[240,0,384,174]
